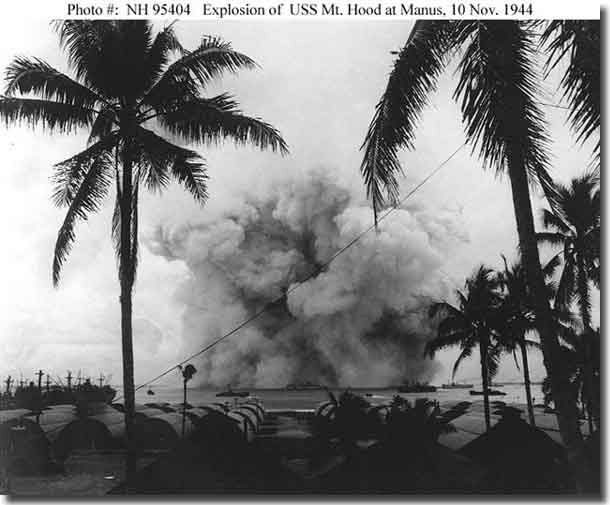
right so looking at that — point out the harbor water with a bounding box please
[122,383,546,411]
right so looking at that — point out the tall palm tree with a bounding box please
[537,173,600,328]
[495,255,568,426]
[542,327,600,428]
[426,266,501,431]
[0,21,287,484]
[537,173,600,432]
[359,20,598,488]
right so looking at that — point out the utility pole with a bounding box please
[98,373,104,388]
[66,371,72,391]
[36,370,44,392]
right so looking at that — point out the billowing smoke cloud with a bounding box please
[145,166,468,387]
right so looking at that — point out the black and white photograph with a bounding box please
[0,2,602,496]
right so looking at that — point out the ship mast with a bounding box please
[36,369,44,392]
[4,375,12,395]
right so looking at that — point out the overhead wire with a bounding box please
[114,141,468,402]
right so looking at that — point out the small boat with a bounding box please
[216,386,249,398]
[441,382,474,389]
[469,389,507,396]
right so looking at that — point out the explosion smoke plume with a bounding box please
[147,167,468,387]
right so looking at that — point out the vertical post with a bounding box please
[66,371,72,391]
[45,375,51,394]
[36,370,44,392]
[182,379,187,439]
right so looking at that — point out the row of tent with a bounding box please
[0,400,265,475]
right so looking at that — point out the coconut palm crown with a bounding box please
[426,265,502,431]
[537,173,600,328]
[1,21,288,284]
[0,20,288,482]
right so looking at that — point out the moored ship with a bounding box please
[441,382,474,389]
[0,371,116,410]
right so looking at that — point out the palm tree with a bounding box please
[537,173,600,329]
[495,256,565,426]
[542,327,600,428]
[0,21,288,484]
[537,173,600,431]
[359,20,598,488]
[426,266,501,431]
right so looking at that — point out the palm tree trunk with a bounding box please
[519,338,536,426]
[577,262,596,433]
[479,339,491,431]
[507,157,592,491]
[119,141,137,489]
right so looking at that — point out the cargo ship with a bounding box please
[1,371,116,410]
[441,382,474,389]
[469,389,507,396]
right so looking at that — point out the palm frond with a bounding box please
[424,329,470,357]
[452,346,472,380]
[54,21,116,96]
[454,21,552,194]
[575,267,592,329]
[360,20,452,224]
[512,349,521,371]
[87,105,117,144]
[541,21,600,165]
[143,35,257,108]
[133,126,208,203]
[144,23,184,92]
[157,94,288,155]
[428,301,462,319]
[540,208,571,234]
[52,134,118,207]
[53,151,113,285]
[524,338,542,350]
[542,253,563,278]
[555,261,576,311]
[0,96,94,133]
[536,231,566,247]
[4,56,105,108]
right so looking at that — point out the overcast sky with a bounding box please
[0,19,599,388]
